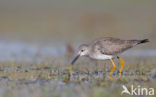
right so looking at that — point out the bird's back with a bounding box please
[89,37,140,55]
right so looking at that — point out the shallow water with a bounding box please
[0,42,155,62]
[0,42,65,62]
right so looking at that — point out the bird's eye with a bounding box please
[81,50,84,52]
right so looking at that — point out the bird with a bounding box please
[71,37,149,79]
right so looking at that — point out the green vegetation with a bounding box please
[0,58,155,97]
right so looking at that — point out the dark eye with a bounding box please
[81,50,84,52]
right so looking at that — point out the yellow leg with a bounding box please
[108,59,116,80]
[117,56,125,77]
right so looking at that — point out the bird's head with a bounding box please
[78,44,89,56]
[71,44,89,64]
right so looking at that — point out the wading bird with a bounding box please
[71,37,149,79]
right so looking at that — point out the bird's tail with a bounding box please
[138,39,149,44]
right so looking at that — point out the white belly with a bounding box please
[90,54,115,60]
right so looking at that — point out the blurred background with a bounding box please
[0,1,156,97]
[0,0,156,62]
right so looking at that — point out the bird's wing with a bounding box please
[92,37,135,55]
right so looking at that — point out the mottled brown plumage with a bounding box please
[89,37,145,55]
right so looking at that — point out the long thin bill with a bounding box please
[71,55,80,65]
